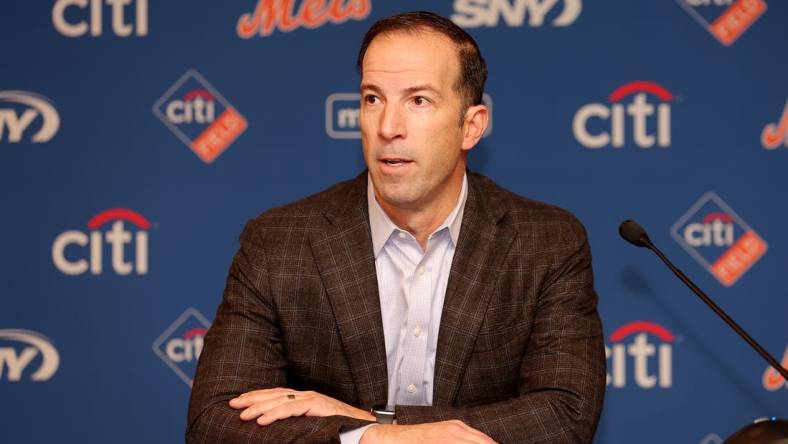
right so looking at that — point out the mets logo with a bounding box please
[676,0,767,46]
[762,345,787,391]
[671,192,767,286]
[572,81,673,149]
[153,70,247,164]
[152,308,211,387]
[762,100,787,150]
[237,0,371,38]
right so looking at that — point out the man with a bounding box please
[187,11,605,444]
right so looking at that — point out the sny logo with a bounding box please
[237,0,371,38]
[153,70,248,164]
[152,308,211,387]
[0,91,60,143]
[762,100,787,149]
[762,345,787,391]
[451,0,581,28]
[53,0,148,37]
[573,81,673,149]
[671,192,767,286]
[52,208,151,276]
[606,321,675,389]
[676,0,766,46]
[0,329,60,382]
[326,92,494,139]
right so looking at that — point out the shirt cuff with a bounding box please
[340,424,376,444]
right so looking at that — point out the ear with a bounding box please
[461,104,489,151]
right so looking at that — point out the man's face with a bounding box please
[360,30,471,211]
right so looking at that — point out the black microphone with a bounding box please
[617,220,788,380]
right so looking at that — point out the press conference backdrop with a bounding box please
[1,1,786,442]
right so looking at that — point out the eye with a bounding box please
[412,96,430,106]
[363,94,380,105]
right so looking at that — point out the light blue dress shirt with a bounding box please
[340,173,468,443]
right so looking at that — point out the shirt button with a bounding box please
[398,232,407,239]
[417,267,425,275]
[413,327,422,337]
[407,384,417,394]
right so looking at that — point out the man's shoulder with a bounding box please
[469,172,585,230]
[245,174,364,231]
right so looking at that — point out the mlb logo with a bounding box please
[153,70,247,163]
[671,192,767,286]
[152,308,211,387]
[676,0,767,46]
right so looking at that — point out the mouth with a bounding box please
[379,157,413,167]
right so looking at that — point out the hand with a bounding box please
[228,387,375,426]
[361,420,497,444]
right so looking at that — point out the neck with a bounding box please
[375,169,465,250]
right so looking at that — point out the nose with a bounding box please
[378,103,406,141]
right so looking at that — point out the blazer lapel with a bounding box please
[310,174,389,409]
[432,174,517,406]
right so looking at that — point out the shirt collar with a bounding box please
[367,172,468,257]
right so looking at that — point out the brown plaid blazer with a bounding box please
[187,171,605,443]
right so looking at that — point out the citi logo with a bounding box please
[52,0,148,37]
[0,329,60,382]
[0,91,60,143]
[683,212,733,247]
[325,92,493,139]
[152,308,211,387]
[237,0,371,38]
[52,208,150,276]
[606,321,675,389]
[165,90,215,125]
[761,100,787,149]
[671,192,767,286]
[153,70,248,164]
[677,0,766,46]
[762,345,787,391]
[573,81,673,149]
[451,0,581,28]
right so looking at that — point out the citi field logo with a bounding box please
[761,100,787,149]
[152,308,211,387]
[153,70,248,164]
[451,0,581,28]
[237,0,371,38]
[52,0,148,37]
[0,329,60,382]
[762,345,787,391]
[0,91,60,143]
[676,0,767,46]
[671,192,767,286]
[573,81,673,149]
[52,208,151,276]
[326,92,493,139]
[606,321,675,389]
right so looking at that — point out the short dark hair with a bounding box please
[356,11,488,111]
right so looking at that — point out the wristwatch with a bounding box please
[371,404,396,424]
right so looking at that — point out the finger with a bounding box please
[230,388,297,409]
[238,395,294,421]
[256,399,313,426]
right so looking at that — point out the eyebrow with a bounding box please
[360,83,442,98]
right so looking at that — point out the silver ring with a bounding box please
[286,394,296,401]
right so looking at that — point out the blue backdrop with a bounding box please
[1,1,786,443]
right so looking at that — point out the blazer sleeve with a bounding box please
[186,220,371,443]
[395,217,606,444]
